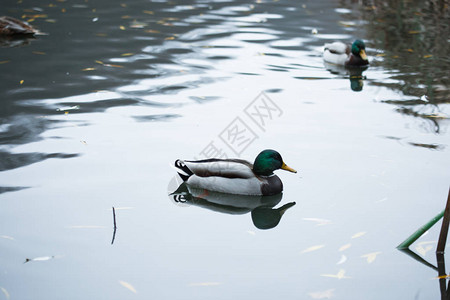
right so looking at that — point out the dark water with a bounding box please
[1,0,449,299]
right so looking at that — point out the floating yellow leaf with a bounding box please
[302,217,332,226]
[32,51,46,55]
[120,3,127,7]
[361,252,381,263]
[145,29,160,34]
[143,10,154,14]
[61,8,66,13]
[0,287,10,300]
[376,53,386,57]
[121,15,131,19]
[406,49,414,53]
[45,19,57,23]
[104,64,124,68]
[165,36,176,40]
[301,245,325,254]
[119,25,126,30]
[408,30,421,34]
[321,269,350,279]
[416,241,435,256]
[339,243,351,251]
[119,280,137,293]
[121,53,134,56]
[351,232,366,239]
[188,282,221,287]
[423,54,433,58]
[308,289,335,299]
[82,67,96,71]
[95,60,104,65]
[19,80,24,85]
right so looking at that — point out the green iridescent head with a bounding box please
[252,149,297,176]
[351,40,368,60]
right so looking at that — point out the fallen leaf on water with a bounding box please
[19,80,24,85]
[336,254,347,265]
[95,60,104,65]
[119,25,126,30]
[143,10,154,15]
[82,67,96,71]
[376,53,386,57]
[119,280,137,293]
[339,243,351,252]
[165,36,176,40]
[188,282,221,287]
[24,255,55,263]
[301,245,325,254]
[308,288,335,299]
[361,252,381,263]
[351,232,366,239]
[406,49,414,53]
[145,29,160,34]
[120,3,127,7]
[303,217,332,226]
[121,53,134,56]
[416,241,435,256]
[423,55,433,58]
[0,287,10,300]
[321,269,350,279]
[104,64,124,68]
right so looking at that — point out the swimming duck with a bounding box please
[323,40,369,67]
[174,149,297,196]
[0,16,39,35]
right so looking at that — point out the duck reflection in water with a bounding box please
[324,62,368,92]
[169,181,296,230]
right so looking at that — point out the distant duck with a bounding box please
[0,16,39,35]
[323,40,369,67]
[174,149,297,196]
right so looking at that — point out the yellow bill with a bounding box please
[360,49,368,60]
[281,162,297,173]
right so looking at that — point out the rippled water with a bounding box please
[1,0,449,299]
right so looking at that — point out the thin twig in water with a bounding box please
[111,206,117,245]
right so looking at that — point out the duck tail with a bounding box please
[175,159,193,181]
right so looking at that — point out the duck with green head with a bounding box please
[174,149,297,196]
[323,39,369,66]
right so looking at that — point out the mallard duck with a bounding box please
[174,149,297,196]
[323,40,369,66]
[0,16,39,35]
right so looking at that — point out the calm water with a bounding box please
[1,0,450,299]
